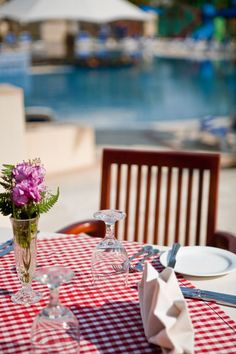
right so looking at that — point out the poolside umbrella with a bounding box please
[0,0,150,23]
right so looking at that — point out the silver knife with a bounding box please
[0,239,13,250]
[181,286,236,308]
[167,242,181,268]
[0,239,13,257]
[0,241,14,257]
[0,244,13,257]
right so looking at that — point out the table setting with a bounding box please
[0,159,236,353]
[1,227,236,353]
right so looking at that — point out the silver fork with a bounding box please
[112,245,154,272]
[128,245,153,263]
[131,248,160,272]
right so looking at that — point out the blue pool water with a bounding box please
[1,57,236,128]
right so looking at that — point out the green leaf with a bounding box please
[0,192,12,216]
[0,164,13,192]
[38,187,60,214]
[0,181,11,190]
[2,164,14,168]
[1,164,14,176]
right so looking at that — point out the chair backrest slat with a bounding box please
[195,169,204,244]
[115,164,121,209]
[100,148,220,246]
[164,167,172,245]
[134,165,142,242]
[185,169,193,245]
[124,164,131,241]
[174,168,183,243]
[153,166,162,245]
[115,163,122,235]
[143,166,152,244]
[207,168,219,240]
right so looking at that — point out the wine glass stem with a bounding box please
[105,223,115,239]
[49,288,60,307]
[22,283,32,293]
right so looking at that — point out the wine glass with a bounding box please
[31,266,79,354]
[91,209,129,286]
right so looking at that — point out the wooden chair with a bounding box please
[57,148,236,252]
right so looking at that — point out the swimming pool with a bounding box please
[1,57,236,128]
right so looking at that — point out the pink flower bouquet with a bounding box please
[0,158,59,220]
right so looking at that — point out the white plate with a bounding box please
[159,246,236,277]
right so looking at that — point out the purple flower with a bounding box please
[0,158,59,219]
[12,161,46,206]
[12,180,43,206]
[13,162,46,185]
[12,184,29,206]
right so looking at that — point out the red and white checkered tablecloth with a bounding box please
[0,234,235,354]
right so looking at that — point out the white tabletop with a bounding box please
[1,228,236,320]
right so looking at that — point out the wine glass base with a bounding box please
[11,288,43,305]
[30,266,79,352]
[31,329,79,354]
[92,269,128,287]
[31,308,80,353]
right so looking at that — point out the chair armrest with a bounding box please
[210,230,236,253]
[56,219,105,238]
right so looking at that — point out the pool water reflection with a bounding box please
[0,57,235,128]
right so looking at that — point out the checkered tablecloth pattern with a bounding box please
[0,234,235,354]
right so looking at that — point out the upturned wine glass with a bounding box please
[31,266,79,353]
[91,209,129,286]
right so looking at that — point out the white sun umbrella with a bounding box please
[0,0,150,23]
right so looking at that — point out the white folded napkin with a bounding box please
[138,262,194,354]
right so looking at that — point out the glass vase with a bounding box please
[10,216,43,305]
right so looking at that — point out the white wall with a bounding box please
[26,123,95,175]
[0,84,96,175]
[0,84,26,165]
